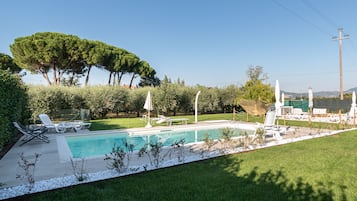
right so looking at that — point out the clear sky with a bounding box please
[1,0,357,93]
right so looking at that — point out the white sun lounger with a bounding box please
[39,114,91,133]
[167,118,188,126]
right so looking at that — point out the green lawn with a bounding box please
[89,113,344,131]
[25,129,357,201]
[89,113,237,130]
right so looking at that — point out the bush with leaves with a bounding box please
[104,140,134,173]
[199,133,217,158]
[26,83,243,121]
[253,128,265,144]
[169,139,185,163]
[238,131,254,150]
[138,141,171,169]
[83,86,129,119]
[0,70,29,150]
[219,128,236,153]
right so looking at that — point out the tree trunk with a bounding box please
[118,72,124,86]
[52,63,58,85]
[108,72,112,85]
[41,72,52,85]
[113,72,117,86]
[129,73,136,89]
[85,66,92,86]
[56,70,62,85]
[117,72,120,86]
[70,71,75,86]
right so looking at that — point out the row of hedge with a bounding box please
[0,70,29,150]
[27,84,241,121]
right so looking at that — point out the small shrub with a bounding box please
[104,140,135,173]
[200,133,216,158]
[138,141,170,168]
[16,152,41,192]
[254,128,265,144]
[104,144,127,173]
[219,128,235,153]
[169,138,185,163]
[238,131,252,150]
[70,158,88,182]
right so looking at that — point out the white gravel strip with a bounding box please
[0,129,347,200]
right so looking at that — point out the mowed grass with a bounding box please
[89,113,343,131]
[23,128,357,201]
[89,113,236,130]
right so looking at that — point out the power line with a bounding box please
[302,0,357,54]
[301,0,340,29]
[271,0,333,37]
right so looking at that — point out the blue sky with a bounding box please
[1,0,357,92]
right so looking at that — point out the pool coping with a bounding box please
[57,121,256,162]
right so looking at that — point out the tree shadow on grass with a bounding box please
[213,156,341,201]
[15,155,346,201]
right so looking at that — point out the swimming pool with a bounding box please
[61,124,255,159]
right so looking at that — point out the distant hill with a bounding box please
[283,87,357,99]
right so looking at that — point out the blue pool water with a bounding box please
[66,127,254,158]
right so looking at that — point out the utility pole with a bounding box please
[332,28,350,100]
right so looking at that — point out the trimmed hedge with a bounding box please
[0,70,29,150]
[28,86,132,120]
[27,84,238,121]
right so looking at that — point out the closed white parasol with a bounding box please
[308,87,313,109]
[275,80,282,116]
[349,91,357,118]
[144,91,153,128]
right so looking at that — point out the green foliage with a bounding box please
[254,128,265,144]
[155,77,179,114]
[27,85,130,121]
[104,140,135,173]
[138,141,170,168]
[138,75,161,87]
[170,139,185,163]
[200,133,216,158]
[238,66,274,105]
[127,88,149,117]
[241,79,274,104]
[10,32,157,87]
[10,32,85,85]
[0,53,21,73]
[83,86,129,119]
[26,83,243,122]
[27,86,85,121]
[219,128,237,153]
[0,70,29,149]
[193,85,220,113]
